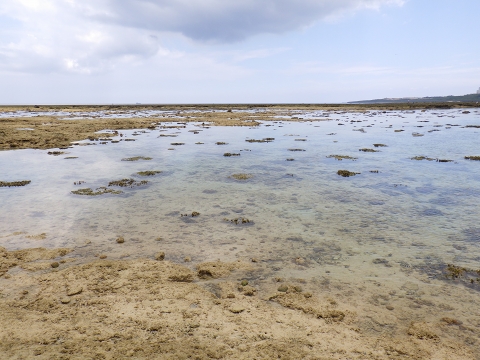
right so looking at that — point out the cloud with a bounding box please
[84,0,404,42]
[0,0,403,74]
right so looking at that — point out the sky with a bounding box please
[0,0,479,104]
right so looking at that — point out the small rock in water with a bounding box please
[155,251,165,261]
[116,236,125,244]
[50,262,59,268]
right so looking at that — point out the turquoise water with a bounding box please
[1,108,480,340]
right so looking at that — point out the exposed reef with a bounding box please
[337,170,360,177]
[359,148,379,153]
[71,187,123,196]
[326,155,357,161]
[136,170,162,176]
[121,156,152,161]
[230,174,253,180]
[108,179,148,188]
[0,180,31,187]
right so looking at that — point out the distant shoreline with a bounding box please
[1,104,478,150]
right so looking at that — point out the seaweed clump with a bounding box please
[181,212,200,217]
[224,218,252,225]
[230,173,253,180]
[71,187,122,196]
[373,144,388,147]
[245,138,274,143]
[326,155,357,161]
[47,151,65,156]
[108,179,148,188]
[359,148,379,153]
[0,180,31,187]
[216,142,228,145]
[444,264,480,285]
[224,153,240,157]
[121,156,152,161]
[465,156,480,161]
[137,171,162,176]
[411,156,435,161]
[337,170,360,177]
[288,149,306,152]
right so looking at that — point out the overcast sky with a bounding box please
[0,0,479,104]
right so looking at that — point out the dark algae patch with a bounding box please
[326,155,357,161]
[121,156,152,161]
[0,180,31,187]
[71,187,123,196]
[465,156,480,161]
[411,156,435,161]
[359,148,379,153]
[136,171,162,176]
[245,138,274,143]
[108,179,148,187]
[337,170,360,177]
[224,153,240,157]
[224,217,252,225]
[373,144,388,147]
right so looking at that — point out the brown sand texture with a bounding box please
[0,246,475,360]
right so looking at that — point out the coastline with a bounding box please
[1,103,479,150]
[1,105,479,358]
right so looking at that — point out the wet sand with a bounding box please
[0,246,475,359]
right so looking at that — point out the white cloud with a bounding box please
[0,0,403,74]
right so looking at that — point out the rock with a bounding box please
[184,257,191,262]
[229,306,245,314]
[278,285,288,292]
[50,262,59,268]
[99,255,107,259]
[240,280,248,286]
[295,257,305,265]
[67,287,83,296]
[116,237,125,244]
[386,305,394,311]
[155,252,165,261]
[60,297,71,304]
[242,286,256,296]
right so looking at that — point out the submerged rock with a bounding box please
[0,180,31,187]
[337,170,360,177]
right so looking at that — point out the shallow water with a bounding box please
[1,108,480,342]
